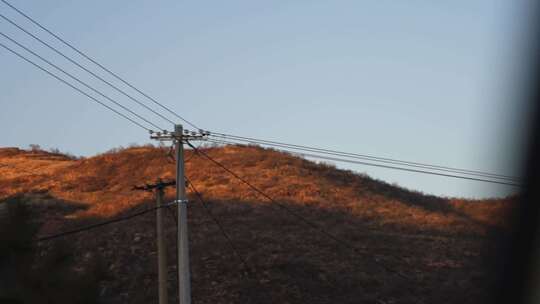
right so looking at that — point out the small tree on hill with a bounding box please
[28,144,40,152]
[0,195,105,304]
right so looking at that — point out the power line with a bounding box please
[186,176,253,277]
[0,41,150,131]
[204,137,521,187]
[0,31,164,131]
[0,0,518,185]
[209,132,519,181]
[296,151,522,187]
[204,137,522,187]
[208,132,519,182]
[0,12,175,129]
[186,176,279,302]
[186,141,412,280]
[0,0,199,130]
[166,141,201,164]
[36,204,171,242]
[203,138,240,147]
[3,0,511,186]
[208,133,518,181]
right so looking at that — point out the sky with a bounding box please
[0,0,536,198]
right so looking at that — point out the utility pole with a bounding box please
[155,179,168,304]
[175,124,191,304]
[150,125,207,304]
[133,179,176,304]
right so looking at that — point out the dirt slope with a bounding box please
[0,145,516,303]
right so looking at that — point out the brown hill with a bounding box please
[0,145,516,304]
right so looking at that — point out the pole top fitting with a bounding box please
[175,124,183,134]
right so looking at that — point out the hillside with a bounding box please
[0,145,516,303]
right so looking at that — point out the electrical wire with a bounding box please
[207,134,516,182]
[0,0,519,185]
[204,138,238,147]
[0,31,164,131]
[165,140,199,164]
[0,12,175,128]
[203,138,521,187]
[186,176,253,277]
[186,141,412,280]
[0,0,199,130]
[2,0,516,188]
[36,204,170,242]
[187,176,296,302]
[208,132,519,182]
[0,41,150,131]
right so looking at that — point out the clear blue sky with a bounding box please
[0,0,535,198]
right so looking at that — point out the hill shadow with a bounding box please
[0,189,504,304]
[181,195,501,304]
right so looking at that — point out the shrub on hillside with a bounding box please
[28,144,41,153]
[0,195,105,304]
[48,147,80,160]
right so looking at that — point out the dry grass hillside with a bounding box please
[0,145,517,304]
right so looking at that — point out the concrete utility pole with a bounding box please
[133,179,175,304]
[175,124,191,304]
[155,179,168,304]
[150,124,207,304]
